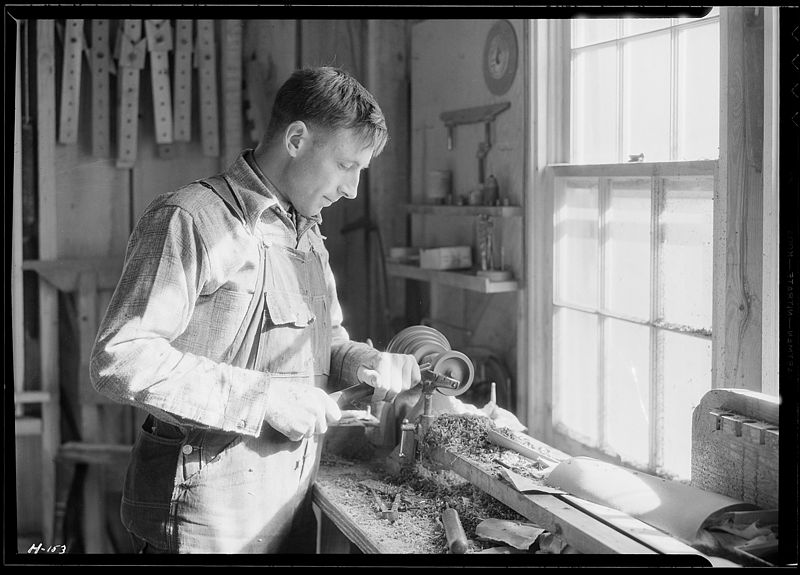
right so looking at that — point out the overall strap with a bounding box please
[198,175,267,369]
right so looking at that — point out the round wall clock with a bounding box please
[483,20,518,96]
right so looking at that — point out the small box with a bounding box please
[419,246,472,270]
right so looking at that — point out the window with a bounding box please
[570,9,720,164]
[550,10,720,481]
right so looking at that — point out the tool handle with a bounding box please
[442,507,468,554]
[329,381,374,407]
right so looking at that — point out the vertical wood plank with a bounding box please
[90,20,111,157]
[761,7,779,397]
[58,19,83,144]
[36,19,59,544]
[13,18,25,417]
[714,7,764,391]
[365,20,410,345]
[116,19,145,168]
[221,19,243,168]
[77,271,106,553]
[197,20,220,157]
[173,20,193,142]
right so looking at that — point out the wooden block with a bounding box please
[197,20,219,157]
[221,19,243,167]
[58,19,84,144]
[145,20,173,145]
[173,20,193,142]
[90,20,111,157]
[116,19,144,169]
[36,20,59,543]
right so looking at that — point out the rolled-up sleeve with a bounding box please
[89,203,272,436]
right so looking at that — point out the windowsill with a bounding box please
[547,159,718,177]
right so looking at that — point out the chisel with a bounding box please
[442,506,468,554]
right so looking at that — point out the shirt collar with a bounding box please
[225,150,323,234]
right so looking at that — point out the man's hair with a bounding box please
[265,66,388,157]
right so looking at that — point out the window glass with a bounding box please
[677,23,720,160]
[622,17,671,37]
[605,178,652,319]
[555,179,599,308]
[660,177,714,329]
[571,45,617,163]
[554,307,599,444]
[572,18,618,48]
[660,330,712,480]
[622,32,671,162]
[603,318,651,467]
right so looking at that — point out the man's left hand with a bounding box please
[356,351,421,403]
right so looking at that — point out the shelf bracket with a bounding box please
[440,102,510,184]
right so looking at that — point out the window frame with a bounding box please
[524,9,776,479]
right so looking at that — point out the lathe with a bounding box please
[311,326,778,565]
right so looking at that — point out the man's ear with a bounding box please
[285,121,308,158]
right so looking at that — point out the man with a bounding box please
[90,66,420,554]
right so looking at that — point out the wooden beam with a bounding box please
[761,7,779,397]
[13,19,24,417]
[312,484,383,553]
[714,7,764,391]
[429,447,658,554]
[36,19,60,545]
[22,257,123,292]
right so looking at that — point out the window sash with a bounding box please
[551,161,715,477]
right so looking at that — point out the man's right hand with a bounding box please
[263,379,341,441]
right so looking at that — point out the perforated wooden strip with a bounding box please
[197,20,219,157]
[58,19,84,144]
[90,20,110,157]
[116,19,145,168]
[221,20,243,167]
[173,19,193,142]
[145,19,173,145]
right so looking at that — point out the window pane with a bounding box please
[622,33,671,162]
[554,308,599,444]
[572,18,618,48]
[660,177,714,329]
[555,178,599,308]
[622,17,671,37]
[660,330,712,480]
[605,178,652,319]
[677,23,720,160]
[572,46,617,163]
[604,318,651,467]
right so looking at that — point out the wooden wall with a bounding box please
[410,19,526,414]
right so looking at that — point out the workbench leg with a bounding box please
[312,502,353,554]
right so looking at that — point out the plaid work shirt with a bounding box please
[90,150,379,438]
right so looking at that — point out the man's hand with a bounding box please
[357,351,421,403]
[263,379,341,441]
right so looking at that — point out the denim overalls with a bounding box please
[121,174,332,553]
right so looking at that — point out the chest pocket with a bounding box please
[256,243,331,376]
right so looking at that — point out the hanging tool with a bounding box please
[439,102,510,185]
[442,505,469,554]
[371,489,401,524]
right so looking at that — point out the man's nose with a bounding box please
[338,172,360,199]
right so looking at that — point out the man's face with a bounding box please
[284,125,374,218]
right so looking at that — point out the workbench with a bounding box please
[309,425,713,565]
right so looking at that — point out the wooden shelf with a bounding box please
[386,262,518,293]
[405,203,522,217]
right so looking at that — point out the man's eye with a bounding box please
[339,163,351,170]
